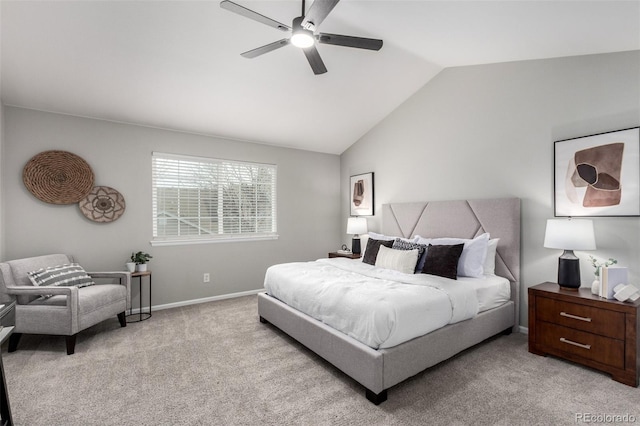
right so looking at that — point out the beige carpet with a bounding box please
[2,295,639,425]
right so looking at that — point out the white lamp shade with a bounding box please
[347,217,368,235]
[544,219,596,250]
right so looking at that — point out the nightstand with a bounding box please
[328,252,361,259]
[529,282,639,387]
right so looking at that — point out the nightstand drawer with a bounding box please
[537,296,625,340]
[537,321,625,369]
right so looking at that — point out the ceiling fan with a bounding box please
[220,0,383,75]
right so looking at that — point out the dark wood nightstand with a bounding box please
[529,282,639,387]
[328,252,361,259]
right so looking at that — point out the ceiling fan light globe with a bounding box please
[291,32,315,48]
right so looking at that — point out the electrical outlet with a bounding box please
[203,273,210,283]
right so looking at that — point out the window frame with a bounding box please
[151,152,278,247]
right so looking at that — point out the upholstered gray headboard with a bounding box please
[382,198,521,325]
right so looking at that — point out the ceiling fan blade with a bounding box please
[241,39,291,58]
[220,0,291,32]
[302,0,340,30]
[302,46,328,75]
[317,33,383,51]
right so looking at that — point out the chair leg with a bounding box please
[66,335,77,355]
[7,333,22,353]
[117,311,126,327]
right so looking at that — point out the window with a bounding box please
[151,152,277,245]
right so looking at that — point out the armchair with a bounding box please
[0,254,130,355]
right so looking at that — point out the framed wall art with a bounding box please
[350,172,374,216]
[554,126,640,217]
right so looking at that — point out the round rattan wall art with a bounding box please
[79,186,126,223]
[23,150,95,204]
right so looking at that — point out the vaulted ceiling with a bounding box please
[2,1,639,154]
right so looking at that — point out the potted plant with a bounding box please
[125,259,136,273]
[131,251,153,272]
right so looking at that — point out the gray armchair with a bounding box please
[0,254,130,355]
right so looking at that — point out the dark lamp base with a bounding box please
[558,256,581,289]
[352,237,361,255]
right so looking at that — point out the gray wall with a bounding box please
[341,51,640,328]
[2,107,341,307]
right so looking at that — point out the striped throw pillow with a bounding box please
[28,263,95,293]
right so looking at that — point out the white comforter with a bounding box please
[263,258,480,349]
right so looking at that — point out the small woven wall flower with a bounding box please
[79,186,126,223]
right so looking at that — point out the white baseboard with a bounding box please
[128,288,263,314]
[519,325,528,334]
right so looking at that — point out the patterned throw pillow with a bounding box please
[392,238,427,272]
[28,263,95,296]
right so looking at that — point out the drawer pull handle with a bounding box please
[560,312,592,322]
[560,337,591,350]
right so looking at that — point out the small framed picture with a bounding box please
[350,172,374,216]
[554,127,640,217]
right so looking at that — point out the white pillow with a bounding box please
[367,232,395,241]
[415,233,490,278]
[358,234,370,261]
[483,238,500,275]
[375,245,419,274]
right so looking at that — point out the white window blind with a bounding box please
[152,152,277,245]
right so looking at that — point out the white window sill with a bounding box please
[150,234,278,247]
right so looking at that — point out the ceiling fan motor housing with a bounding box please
[291,16,315,48]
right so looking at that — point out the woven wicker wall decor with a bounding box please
[79,186,126,223]
[23,150,95,204]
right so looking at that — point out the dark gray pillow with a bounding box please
[363,238,394,265]
[392,238,427,272]
[421,244,464,280]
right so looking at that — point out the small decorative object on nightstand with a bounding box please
[588,255,617,295]
[328,251,361,259]
[529,282,639,387]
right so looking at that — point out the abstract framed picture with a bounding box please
[554,127,640,217]
[350,172,374,216]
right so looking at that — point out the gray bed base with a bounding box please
[258,293,514,404]
[258,198,521,404]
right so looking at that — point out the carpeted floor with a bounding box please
[2,295,639,425]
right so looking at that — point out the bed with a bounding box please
[258,198,520,404]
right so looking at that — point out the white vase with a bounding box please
[126,262,136,272]
[136,264,147,272]
[591,278,600,295]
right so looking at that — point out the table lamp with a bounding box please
[347,217,368,255]
[544,218,596,289]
